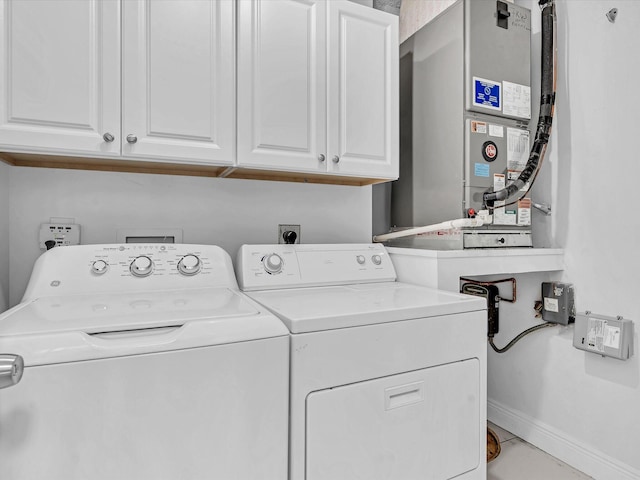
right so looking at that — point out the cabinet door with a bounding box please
[122,0,234,165]
[237,0,326,172]
[327,2,398,179]
[0,0,120,156]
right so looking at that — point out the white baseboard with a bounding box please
[488,399,640,480]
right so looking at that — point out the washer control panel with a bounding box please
[87,245,211,279]
[22,244,238,301]
[236,244,397,291]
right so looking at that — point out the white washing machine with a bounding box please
[237,243,488,480]
[0,244,289,480]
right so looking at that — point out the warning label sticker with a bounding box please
[473,77,501,111]
[503,81,531,119]
[518,198,531,226]
[494,173,506,191]
[471,121,487,134]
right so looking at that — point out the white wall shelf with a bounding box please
[387,247,564,291]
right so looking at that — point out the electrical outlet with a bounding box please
[39,223,81,249]
[278,224,301,244]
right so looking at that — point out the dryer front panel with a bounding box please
[306,359,480,480]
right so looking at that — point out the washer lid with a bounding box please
[0,288,288,366]
[247,282,486,333]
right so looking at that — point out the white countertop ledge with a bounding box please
[386,247,565,291]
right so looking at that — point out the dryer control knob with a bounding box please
[130,255,154,277]
[371,254,382,265]
[177,254,202,276]
[91,260,109,275]
[263,253,283,274]
[356,255,366,265]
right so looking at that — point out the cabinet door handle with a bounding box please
[126,134,138,144]
[332,155,340,164]
[102,133,115,143]
[318,154,325,162]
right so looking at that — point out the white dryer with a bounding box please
[237,243,488,480]
[0,244,289,480]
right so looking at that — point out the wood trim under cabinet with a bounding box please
[0,152,393,186]
[2,152,226,177]
[221,167,390,186]
[0,152,17,166]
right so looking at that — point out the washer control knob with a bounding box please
[371,254,382,265]
[263,253,284,274]
[356,255,366,265]
[177,254,202,276]
[91,260,109,275]
[130,255,154,277]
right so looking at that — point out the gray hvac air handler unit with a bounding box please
[390,0,533,249]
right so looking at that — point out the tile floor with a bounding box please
[487,423,594,480]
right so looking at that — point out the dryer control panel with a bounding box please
[22,244,238,301]
[236,244,396,291]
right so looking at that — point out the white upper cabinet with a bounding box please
[1,0,395,182]
[0,0,234,165]
[237,0,327,172]
[237,0,398,180]
[122,1,235,165]
[0,0,120,156]
[327,1,398,178]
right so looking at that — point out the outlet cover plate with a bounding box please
[39,223,81,249]
[278,224,301,244]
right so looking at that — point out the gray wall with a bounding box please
[7,167,372,307]
[0,162,9,312]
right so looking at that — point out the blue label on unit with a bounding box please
[475,163,490,177]
[473,78,501,110]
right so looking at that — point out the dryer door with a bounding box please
[306,358,481,480]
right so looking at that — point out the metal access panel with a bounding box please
[465,0,532,121]
[391,0,533,248]
[464,116,531,223]
[541,282,575,325]
[573,313,635,360]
